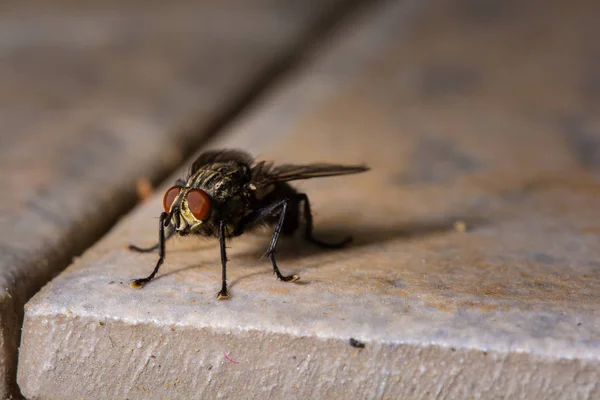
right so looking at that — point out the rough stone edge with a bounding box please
[18,312,600,400]
[1,246,86,400]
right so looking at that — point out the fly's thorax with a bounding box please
[187,161,250,198]
[191,165,253,210]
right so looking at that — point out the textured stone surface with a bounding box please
[0,0,351,398]
[18,0,600,399]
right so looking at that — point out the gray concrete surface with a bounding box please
[17,0,600,399]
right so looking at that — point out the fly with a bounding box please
[129,149,369,299]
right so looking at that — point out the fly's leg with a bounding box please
[129,225,175,253]
[129,243,159,253]
[130,212,169,288]
[241,199,300,282]
[264,199,300,282]
[217,220,230,300]
[297,193,352,248]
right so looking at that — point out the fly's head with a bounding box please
[162,185,212,235]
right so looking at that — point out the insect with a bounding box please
[129,149,369,299]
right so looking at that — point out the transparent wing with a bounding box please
[252,162,369,188]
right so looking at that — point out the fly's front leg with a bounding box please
[217,220,230,300]
[131,212,169,288]
[298,193,352,248]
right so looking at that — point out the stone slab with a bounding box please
[17,0,600,399]
[0,0,353,397]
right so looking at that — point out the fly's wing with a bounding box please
[252,162,369,188]
[189,149,254,175]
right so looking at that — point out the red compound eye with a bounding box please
[186,189,212,220]
[163,186,181,213]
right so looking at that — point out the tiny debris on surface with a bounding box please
[349,338,365,349]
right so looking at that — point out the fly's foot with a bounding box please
[280,274,300,282]
[275,271,300,282]
[130,278,150,289]
[268,250,300,283]
[216,290,230,300]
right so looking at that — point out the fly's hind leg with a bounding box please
[297,193,352,248]
[266,200,300,282]
[241,199,300,282]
